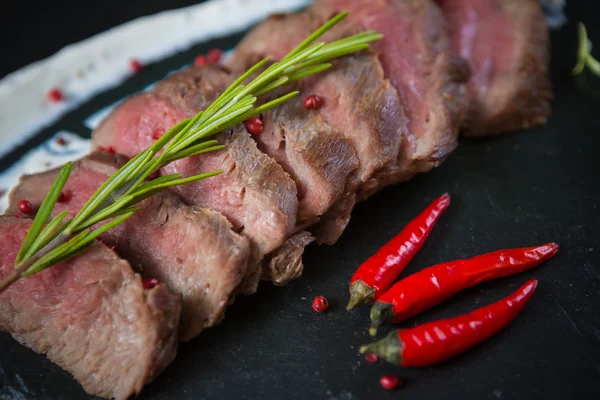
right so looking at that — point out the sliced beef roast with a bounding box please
[258,91,359,229]
[154,68,359,226]
[227,9,405,243]
[6,150,250,341]
[0,216,180,400]
[92,66,303,291]
[436,0,551,136]
[227,0,467,236]
[227,61,362,237]
[315,0,470,198]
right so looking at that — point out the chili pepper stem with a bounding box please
[346,279,375,311]
[359,331,402,365]
[369,302,395,336]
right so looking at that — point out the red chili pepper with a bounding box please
[312,296,329,312]
[346,193,450,311]
[368,243,557,335]
[361,279,538,367]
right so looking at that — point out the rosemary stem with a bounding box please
[1,232,70,290]
[0,270,19,293]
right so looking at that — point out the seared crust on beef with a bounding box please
[259,94,359,228]
[0,217,180,400]
[263,231,316,286]
[218,125,299,292]
[307,54,404,185]
[313,191,357,244]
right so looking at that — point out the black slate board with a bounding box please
[1,1,600,399]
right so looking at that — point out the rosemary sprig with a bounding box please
[573,22,600,76]
[0,12,382,293]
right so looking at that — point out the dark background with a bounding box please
[1,1,600,399]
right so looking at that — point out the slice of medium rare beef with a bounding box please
[6,151,250,341]
[225,55,361,235]
[258,93,359,229]
[227,10,405,243]
[0,216,180,400]
[92,66,300,292]
[228,15,402,185]
[155,68,320,284]
[315,0,470,199]
[436,0,551,136]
